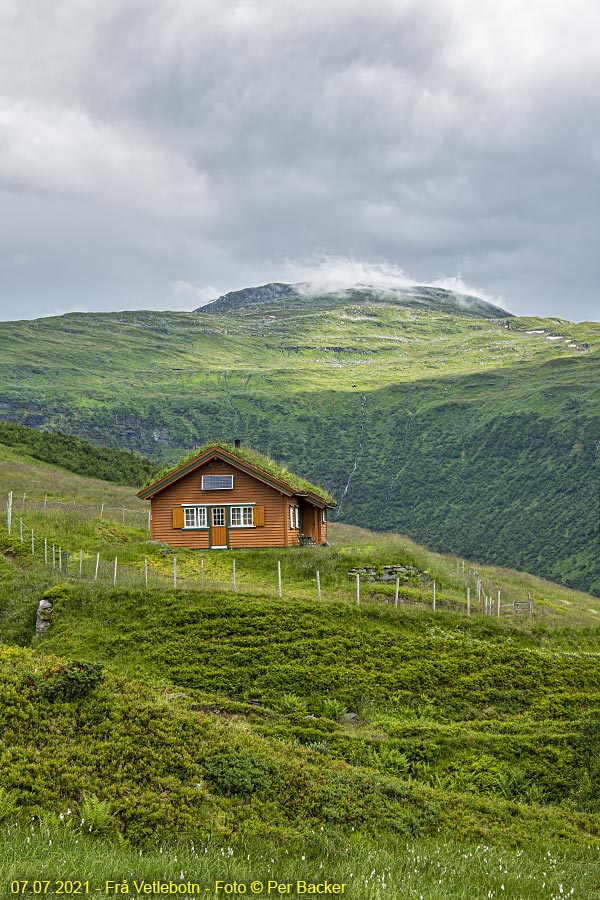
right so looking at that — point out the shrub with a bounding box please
[204,751,275,797]
[36,660,104,701]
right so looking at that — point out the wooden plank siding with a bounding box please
[150,460,295,549]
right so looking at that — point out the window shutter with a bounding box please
[172,507,184,529]
[254,505,265,526]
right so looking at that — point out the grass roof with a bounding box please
[140,442,336,504]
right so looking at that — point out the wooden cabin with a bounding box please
[137,443,336,550]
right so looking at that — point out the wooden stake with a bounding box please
[467,587,471,616]
[65,551,70,576]
[52,544,56,567]
[497,590,501,618]
[394,577,399,608]
[173,555,177,589]
[79,549,83,577]
[122,507,125,525]
[31,529,34,555]
[59,548,62,572]
[432,580,436,612]
[19,518,23,542]
[44,537,47,565]
[356,573,360,605]
[277,560,282,598]
[144,557,148,588]
[113,556,117,586]
[7,491,12,535]
[232,558,236,592]
[100,503,104,518]
[316,570,321,600]
[201,558,205,589]
[94,553,100,582]
[44,494,47,509]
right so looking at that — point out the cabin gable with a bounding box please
[141,444,334,550]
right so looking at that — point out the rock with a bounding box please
[340,712,358,725]
[36,598,53,635]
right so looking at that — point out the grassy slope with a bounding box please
[0,304,599,596]
[1,456,600,895]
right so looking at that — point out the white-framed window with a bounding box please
[184,506,208,528]
[289,504,300,530]
[230,506,254,527]
[202,475,234,490]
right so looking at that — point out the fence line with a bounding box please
[9,501,535,619]
[6,488,149,530]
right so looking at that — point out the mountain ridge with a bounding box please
[196,280,514,319]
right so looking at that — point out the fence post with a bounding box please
[432,580,436,612]
[232,559,236,592]
[497,590,501,618]
[19,518,23,542]
[59,548,62,572]
[79,549,83,577]
[44,537,47,565]
[173,555,177,589]
[113,557,117,586]
[65,551,70,576]
[528,592,533,618]
[316,570,321,601]
[31,529,34,555]
[122,507,125,525]
[94,553,100,582]
[394,577,399,608]
[6,491,12,535]
[201,558,205,589]
[44,494,47,509]
[277,561,282,598]
[356,573,360,605]
[144,557,148,589]
[467,587,471,616]
[21,493,26,512]
[100,504,104,519]
[52,544,55,568]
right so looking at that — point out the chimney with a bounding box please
[234,438,241,448]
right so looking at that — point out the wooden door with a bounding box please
[211,507,227,548]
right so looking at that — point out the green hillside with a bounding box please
[0,285,598,595]
[0,421,157,485]
[1,453,600,896]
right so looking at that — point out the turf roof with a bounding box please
[140,442,336,504]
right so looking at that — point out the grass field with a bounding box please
[1,453,600,897]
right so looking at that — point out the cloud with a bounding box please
[287,254,504,307]
[0,0,599,322]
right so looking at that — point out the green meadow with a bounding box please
[0,446,599,897]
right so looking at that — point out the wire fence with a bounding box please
[6,489,150,530]
[6,490,534,618]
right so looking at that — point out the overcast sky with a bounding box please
[1,0,599,323]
